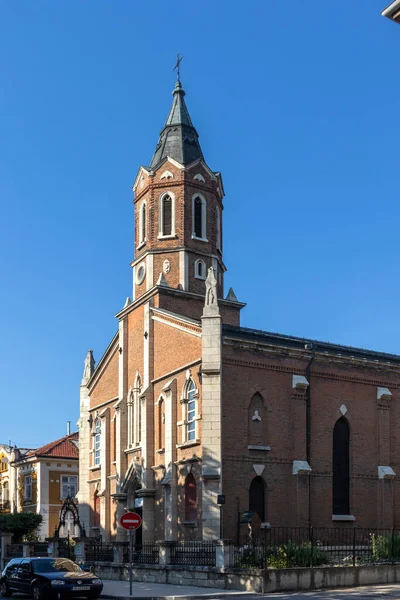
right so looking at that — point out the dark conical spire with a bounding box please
[150,80,204,168]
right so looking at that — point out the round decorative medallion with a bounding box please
[163,259,171,274]
[136,263,146,285]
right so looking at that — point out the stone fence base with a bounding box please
[91,563,400,593]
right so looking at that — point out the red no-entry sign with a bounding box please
[120,512,142,530]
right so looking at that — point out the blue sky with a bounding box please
[0,1,399,447]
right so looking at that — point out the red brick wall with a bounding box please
[221,341,400,537]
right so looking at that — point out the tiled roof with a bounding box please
[25,432,79,460]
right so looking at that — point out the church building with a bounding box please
[77,76,400,542]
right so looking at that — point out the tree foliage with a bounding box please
[0,512,43,541]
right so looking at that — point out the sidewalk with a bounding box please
[100,579,255,599]
[99,582,400,599]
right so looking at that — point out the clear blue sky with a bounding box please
[0,1,399,447]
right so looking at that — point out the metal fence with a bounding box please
[122,542,160,564]
[85,541,114,563]
[232,527,400,569]
[6,544,23,558]
[170,541,216,566]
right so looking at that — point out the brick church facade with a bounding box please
[78,77,400,542]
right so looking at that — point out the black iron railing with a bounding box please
[232,527,400,569]
[122,542,160,564]
[85,541,113,562]
[6,544,23,558]
[170,541,215,566]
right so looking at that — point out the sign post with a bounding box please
[120,512,142,597]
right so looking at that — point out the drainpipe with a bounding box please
[305,343,316,527]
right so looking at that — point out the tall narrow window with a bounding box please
[187,380,197,441]
[113,417,117,462]
[249,476,265,522]
[24,476,32,501]
[93,491,100,527]
[94,418,101,466]
[192,195,207,239]
[138,397,142,444]
[184,473,197,521]
[140,202,146,244]
[162,194,172,236]
[158,398,164,450]
[332,417,350,515]
[216,205,221,251]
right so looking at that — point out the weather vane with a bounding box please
[173,53,184,81]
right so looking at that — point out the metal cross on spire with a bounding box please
[173,53,184,82]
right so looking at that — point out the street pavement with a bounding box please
[99,581,400,599]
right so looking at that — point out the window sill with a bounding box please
[136,241,146,251]
[332,514,356,522]
[191,235,208,243]
[157,234,177,240]
[248,445,271,451]
[194,275,206,281]
[176,439,201,449]
[89,465,101,471]
[183,521,197,528]
[125,446,142,454]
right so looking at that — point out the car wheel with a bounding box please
[31,582,48,600]
[0,580,12,597]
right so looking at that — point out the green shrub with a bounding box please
[371,533,400,561]
[0,512,43,542]
[267,541,328,568]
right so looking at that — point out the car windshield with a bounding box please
[32,559,83,573]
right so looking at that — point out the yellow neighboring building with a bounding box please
[12,433,79,540]
[0,445,14,513]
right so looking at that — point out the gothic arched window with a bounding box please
[248,393,265,447]
[192,195,206,240]
[216,205,221,251]
[186,380,197,441]
[158,397,165,450]
[140,201,146,245]
[195,259,206,280]
[160,193,174,237]
[185,473,197,521]
[94,418,101,466]
[332,417,350,515]
[249,476,265,522]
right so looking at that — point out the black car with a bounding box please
[0,557,103,599]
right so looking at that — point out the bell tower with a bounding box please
[131,78,226,303]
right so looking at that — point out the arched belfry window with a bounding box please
[185,473,197,521]
[139,202,146,245]
[159,193,175,237]
[192,195,207,240]
[249,476,265,522]
[332,417,350,515]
